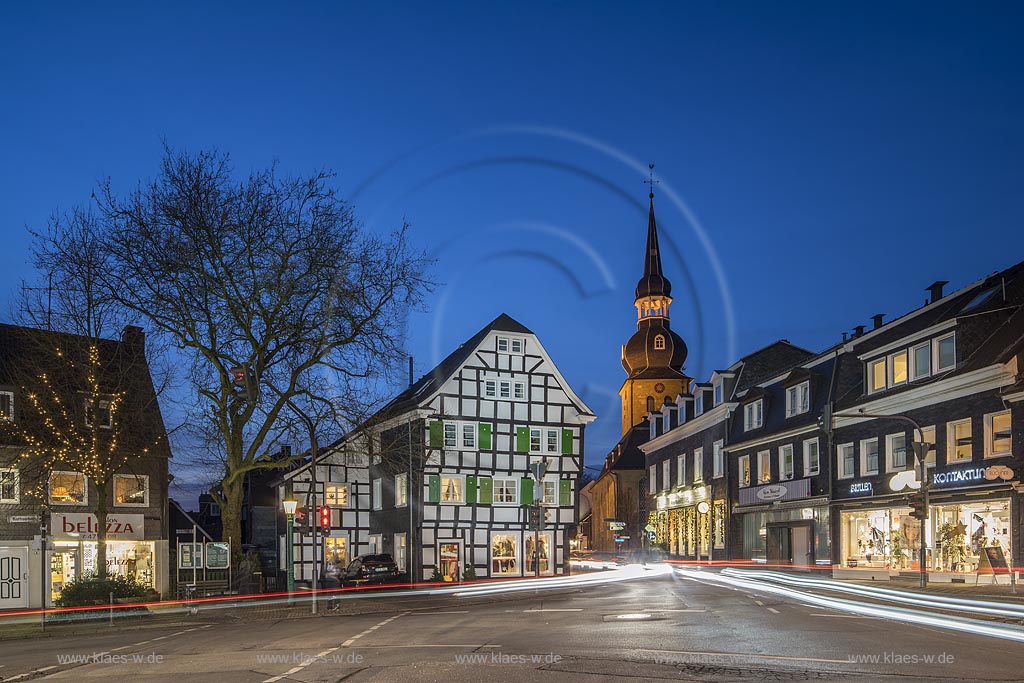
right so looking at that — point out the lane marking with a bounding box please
[754,600,764,606]
[766,607,781,614]
[356,644,504,649]
[522,608,583,612]
[407,610,468,614]
[809,614,881,619]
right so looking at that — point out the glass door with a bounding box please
[438,542,460,582]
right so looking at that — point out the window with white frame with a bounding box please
[49,471,87,505]
[868,358,887,394]
[677,453,686,487]
[985,411,1012,458]
[511,338,524,353]
[440,475,465,503]
[785,381,809,417]
[780,445,794,480]
[693,447,704,482]
[372,478,382,510]
[861,438,879,475]
[713,382,723,406]
[443,421,479,450]
[739,455,750,487]
[498,337,525,354]
[514,382,526,399]
[530,428,542,452]
[484,379,497,398]
[744,399,763,430]
[803,438,820,476]
[0,468,18,502]
[713,440,724,478]
[497,337,509,352]
[444,422,457,448]
[500,380,512,399]
[662,459,671,491]
[494,478,518,504]
[326,483,349,506]
[542,479,558,505]
[889,350,908,386]
[935,333,955,372]
[757,450,771,483]
[886,433,908,471]
[919,426,937,467]
[113,474,148,506]
[491,532,519,576]
[0,391,13,420]
[462,423,476,448]
[911,341,931,381]
[648,465,656,494]
[653,334,665,350]
[546,429,558,453]
[837,443,855,479]
[395,472,408,507]
[695,393,703,416]
[395,533,407,572]
[947,418,972,462]
[84,396,114,428]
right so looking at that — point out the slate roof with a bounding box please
[733,340,816,394]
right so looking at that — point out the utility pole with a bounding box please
[530,460,548,577]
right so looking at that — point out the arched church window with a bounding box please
[653,334,665,350]
[647,396,655,412]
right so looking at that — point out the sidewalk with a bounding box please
[848,575,1023,603]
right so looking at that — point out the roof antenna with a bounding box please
[643,163,659,200]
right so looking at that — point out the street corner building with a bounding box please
[277,313,595,584]
[0,324,172,609]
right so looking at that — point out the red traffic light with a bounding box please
[229,367,247,387]
[319,506,331,530]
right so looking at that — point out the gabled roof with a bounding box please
[734,340,815,392]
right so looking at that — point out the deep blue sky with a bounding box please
[2,3,1023,497]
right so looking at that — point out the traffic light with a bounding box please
[319,506,332,530]
[909,493,925,520]
[229,364,258,403]
[528,505,546,531]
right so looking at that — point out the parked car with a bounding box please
[341,554,401,585]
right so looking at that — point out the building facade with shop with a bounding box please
[0,324,171,609]
[830,265,1024,582]
[277,313,594,583]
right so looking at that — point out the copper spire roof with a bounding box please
[634,194,672,301]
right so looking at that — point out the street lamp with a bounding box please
[282,499,297,598]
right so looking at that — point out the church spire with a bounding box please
[635,167,672,301]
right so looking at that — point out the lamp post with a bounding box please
[832,410,930,588]
[283,499,297,600]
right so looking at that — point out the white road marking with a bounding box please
[358,644,503,649]
[407,610,469,614]
[766,607,781,614]
[809,613,881,619]
[522,608,582,612]
[754,600,764,606]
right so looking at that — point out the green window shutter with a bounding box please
[466,475,477,504]
[559,479,572,506]
[478,476,493,504]
[478,423,492,450]
[515,426,530,453]
[428,421,443,448]
[427,475,440,503]
[561,428,573,454]
[520,477,534,503]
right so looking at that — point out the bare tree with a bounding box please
[78,145,431,556]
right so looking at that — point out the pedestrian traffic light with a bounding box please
[909,493,925,520]
[319,505,331,530]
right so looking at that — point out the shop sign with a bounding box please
[663,485,711,509]
[931,466,987,487]
[889,470,921,492]
[8,515,37,524]
[849,481,873,496]
[740,478,810,506]
[51,513,144,540]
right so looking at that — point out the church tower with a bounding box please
[618,185,692,435]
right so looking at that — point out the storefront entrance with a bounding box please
[0,547,28,609]
[766,521,814,568]
[438,541,461,582]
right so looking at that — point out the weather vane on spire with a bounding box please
[643,163,659,199]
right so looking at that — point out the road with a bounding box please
[1,565,1023,682]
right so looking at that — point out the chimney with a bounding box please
[853,325,866,338]
[927,281,949,304]
[121,325,145,354]
[408,356,414,388]
[842,331,848,343]
[871,313,885,330]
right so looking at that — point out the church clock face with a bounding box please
[654,383,665,393]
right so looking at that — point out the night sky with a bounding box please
[2,3,1022,496]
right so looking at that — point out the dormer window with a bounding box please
[744,399,764,431]
[695,393,703,416]
[84,396,114,429]
[785,381,810,418]
[713,382,722,406]
[653,334,665,350]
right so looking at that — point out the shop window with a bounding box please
[325,483,348,507]
[440,476,464,503]
[739,455,750,487]
[325,537,348,579]
[394,473,408,507]
[886,433,908,472]
[985,411,1012,458]
[757,450,771,483]
[840,508,916,569]
[779,445,794,480]
[113,474,148,506]
[49,471,87,505]
[524,534,551,574]
[933,501,1011,573]
[0,468,19,502]
[947,419,973,463]
[861,439,879,475]
[837,443,855,479]
[491,533,519,576]
[493,478,518,504]
[713,501,726,549]
[803,438,820,476]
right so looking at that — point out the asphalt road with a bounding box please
[1,566,1023,682]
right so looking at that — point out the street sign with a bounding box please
[608,521,626,531]
[8,515,37,524]
[614,536,630,542]
[643,524,656,533]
